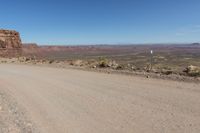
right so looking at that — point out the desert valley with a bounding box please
[0,29,200,133]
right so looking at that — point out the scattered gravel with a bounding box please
[0,91,38,133]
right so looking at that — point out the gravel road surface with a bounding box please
[0,64,200,133]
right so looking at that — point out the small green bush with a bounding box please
[98,57,109,68]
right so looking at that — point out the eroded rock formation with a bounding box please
[0,29,22,49]
[0,29,22,57]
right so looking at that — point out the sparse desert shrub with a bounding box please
[1,60,7,63]
[25,57,31,62]
[144,63,152,72]
[87,60,98,68]
[115,65,124,70]
[188,72,200,77]
[99,60,108,67]
[69,60,74,65]
[48,60,54,64]
[161,69,173,75]
[161,66,172,70]
[158,66,173,75]
[98,57,109,68]
[108,60,119,69]
[41,60,46,63]
[183,65,200,77]
[98,57,120,69]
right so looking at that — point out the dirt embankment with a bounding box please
[0,57,200,83]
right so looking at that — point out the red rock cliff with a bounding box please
[0,29,22,49]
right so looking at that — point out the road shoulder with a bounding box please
[0,88,38,133]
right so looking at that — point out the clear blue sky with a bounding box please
[0,0,200,45]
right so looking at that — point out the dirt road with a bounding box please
[0,64,200,133]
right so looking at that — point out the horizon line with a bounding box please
[22,42,200,46]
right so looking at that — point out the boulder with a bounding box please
[70,60,84,66]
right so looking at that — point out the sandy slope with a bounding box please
[0,64,200,133]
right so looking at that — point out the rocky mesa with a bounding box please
[0,29,22,57]
[0,29,22,49]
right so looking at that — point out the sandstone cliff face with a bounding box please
[0,29,22,57]
[0,29,22,49]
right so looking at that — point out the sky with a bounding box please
[0,0,200,45]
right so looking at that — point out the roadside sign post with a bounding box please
[150,50,153,71]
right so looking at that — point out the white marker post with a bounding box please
[151,50,153,55]
[150,50,153,71]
